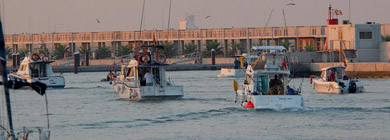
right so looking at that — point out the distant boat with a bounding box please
[218,55,247,78]
[233,46,304,110]
[9,54,65,88]
[113,45,184,100]
[310,66,365,94]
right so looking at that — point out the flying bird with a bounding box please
[96,19,101,23]
[287,3,295,6]
[205,16,211,19]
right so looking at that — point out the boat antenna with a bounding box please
[166,0,172,42]
[139,0,146,44]
[282,9,287,28]
[0,10,15,138]
[260,9,273,45]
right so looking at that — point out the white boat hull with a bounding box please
[312,79,364,94]
[240,94,304,110]
[218,68,245,78]
[114,83,183,101]
[9,74,65,88]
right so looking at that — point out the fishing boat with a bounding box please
[0,17,50,140]
[113,45,184,100]
[218,56,247,78]
[233,46,304,110]
[8,54,65,88]
[310,66,364,94]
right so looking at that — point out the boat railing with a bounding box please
[171,52,201,64]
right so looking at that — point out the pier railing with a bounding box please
[5,26,329,45]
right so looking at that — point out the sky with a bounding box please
[2,0,390,34]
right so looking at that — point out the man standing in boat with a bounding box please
[234,59,240,69]
[144,70,153,86]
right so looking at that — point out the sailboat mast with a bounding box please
[0,14,14,137]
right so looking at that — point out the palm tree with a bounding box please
[382,35,390,41]
[203,41,223,57]
[39,46,50,56]
[118,45,132,56]
[229,42,243,56]
[95,45,111,59]
[280,41,291,51]
[305,44,316,52]
[160,42,177,58]
[183,42,197,54]
[52,44,69,60]
[78,45,91,56]
[18,49,29,58]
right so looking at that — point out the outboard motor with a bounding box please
[348,81,357,93]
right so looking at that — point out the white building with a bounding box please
[327,23,382,62]
[179,14,198,30]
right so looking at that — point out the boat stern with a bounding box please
[243,95,304,110]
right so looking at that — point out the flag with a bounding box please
[153,33,156,47]
[282,57,287,70]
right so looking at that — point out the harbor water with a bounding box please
[2,71,390,140]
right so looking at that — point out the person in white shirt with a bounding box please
[143,70,153,86]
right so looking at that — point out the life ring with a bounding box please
[137,54,150,65]
[41,55,50,62]
[31,53,40,61]
[155,54,167,64]
[133,46,141,52]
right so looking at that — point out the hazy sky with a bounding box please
[2,0,390,34]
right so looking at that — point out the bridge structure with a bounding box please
[4,24,390,58]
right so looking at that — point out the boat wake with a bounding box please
[303,106,390,113]
[66,107,239,130]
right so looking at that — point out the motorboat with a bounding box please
[8,54,65,88]
[113,45,184,100]
[233,46,304,110]
[310,66,364,94]
[218,56,247,78]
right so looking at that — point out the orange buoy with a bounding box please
[244,101,255,109]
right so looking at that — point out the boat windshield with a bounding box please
[29,63,47,78]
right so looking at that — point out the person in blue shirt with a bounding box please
[286,86,296,95]
[234,59,240,69]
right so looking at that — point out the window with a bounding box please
[312,29,317,35]
[321,27,326,35]
[359,32,372,39]
[29,63,46,78]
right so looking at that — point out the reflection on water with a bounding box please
[3,71,390,139]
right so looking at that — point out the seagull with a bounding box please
[287,3,295,6]
[96,19,101,23]
[205,16,211,19]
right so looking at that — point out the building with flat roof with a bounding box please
[4,24,390,61]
